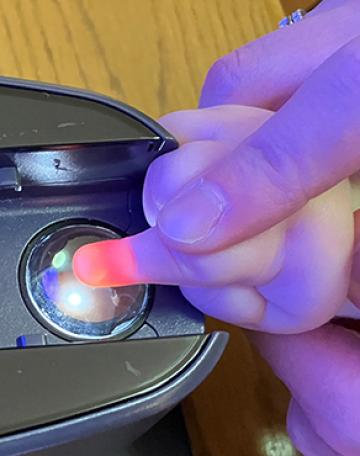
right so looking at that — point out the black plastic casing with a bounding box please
[0,78,228,455]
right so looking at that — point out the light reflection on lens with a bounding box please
[260,430,296,456]
[52,250,69,271]
[21,222,150,340]
[56,278,94,320]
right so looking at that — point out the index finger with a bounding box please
[72,228,184,288]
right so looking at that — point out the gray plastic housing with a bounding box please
[0,78,228,455]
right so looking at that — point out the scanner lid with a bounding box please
[0,78,178,190]
[0,335,207,437]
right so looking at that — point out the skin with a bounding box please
[74,88,359,333]
[73,0,360,453]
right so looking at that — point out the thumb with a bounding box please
[156,36,360,254]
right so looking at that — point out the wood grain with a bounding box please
[0,1,300,455]
[183,319,300,456]
[0,0,284,118]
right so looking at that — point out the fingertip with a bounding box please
[72,244,103,286]
[72,238,139,288]
[72,228,185,288]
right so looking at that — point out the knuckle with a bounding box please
[157,110,187,132]
[201,47,250,106]
[330,39,360,95]
[339,39,360,71]
[157,111,177,129]
[246,140,309,210]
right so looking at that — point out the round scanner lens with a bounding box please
[20,222,150,340]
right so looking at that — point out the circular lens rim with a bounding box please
[18,219,153,341]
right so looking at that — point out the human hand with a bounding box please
[73,3,360,453]
[73,99,358,455]
[74,32,360,334]
[198,1,360,453]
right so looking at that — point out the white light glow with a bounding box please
[260,431,296,456]
[58,280,94,318]
[67,292,82,307]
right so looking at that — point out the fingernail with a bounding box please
[143,161,167,227]
[148,161,166,211]
[158,179,227,244]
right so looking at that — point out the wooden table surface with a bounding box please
[0,1,301,455]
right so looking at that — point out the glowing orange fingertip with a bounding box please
[72,238,139,288]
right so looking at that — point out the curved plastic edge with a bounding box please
[0,76,178,154]
[0,331,228,455]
